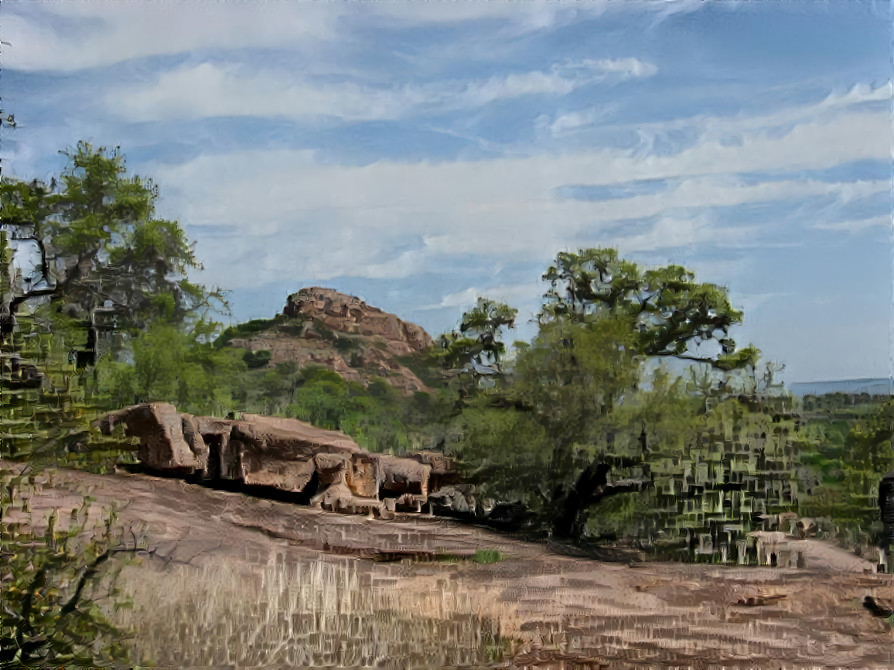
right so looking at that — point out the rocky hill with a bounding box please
[220,288,435,393]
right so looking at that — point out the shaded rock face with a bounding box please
[227,287,434,394]
[98,403,457,518]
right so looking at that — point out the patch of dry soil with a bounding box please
[12,465,894,668]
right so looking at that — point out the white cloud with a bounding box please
[108,57,657,123]
[148,101,888,289]
[3,1,670,74]
[3,2,339,72]
[420,283,538,311]
[582,57,658,78]
[605,215,760,254]
[813,215,890,233]
[547,80,892,138]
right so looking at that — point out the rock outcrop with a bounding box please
[283,288,432,356]
[225,287,434,394]
[99,403,208,472]
[98,402,458,517]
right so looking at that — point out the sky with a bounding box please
[2,0,892,385]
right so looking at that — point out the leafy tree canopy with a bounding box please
[449,248,760,539]
[434,297,517,375]
[542,248,758,370]
[0,142,222,359]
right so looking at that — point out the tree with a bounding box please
[0,143,227,463]
[542,248,759,370]
[434,298,517,376]
[0,142,220,364]
[93,321,246,418]
[0,142,221,667]
[0,466,137,668]
[454,248,758,540]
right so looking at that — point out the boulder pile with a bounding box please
[97,402,459,517]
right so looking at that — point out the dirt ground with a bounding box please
[10,465,894,668]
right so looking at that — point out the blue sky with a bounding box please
[3,0,891,384]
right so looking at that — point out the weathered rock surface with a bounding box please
[284,287,432,355]
[406,451,462,490]
[378,454,431,497]
[97,402,458,518]
[226,287,434,394]
[100,403,208,472]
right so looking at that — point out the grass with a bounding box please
[473,548,503,564]
[111,553,514,667]
[432,548,503,565]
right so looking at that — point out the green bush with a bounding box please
[0,466,137,668]
[472,549,502,564]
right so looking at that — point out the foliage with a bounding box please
[433,298,517,375]
[1,143,227,464]
[93,321,246,417]
[0,143,221,667]
[242,349,273,369]
[214,316,287,348]
[1,142,222,363]
[448,249,759,540]
[800,398,894,545]
[0,466,135,668]
[542,248,759,370]
[471,548,502,564]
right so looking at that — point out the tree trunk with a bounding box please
[550,461,611,540]
[550,461,650,541]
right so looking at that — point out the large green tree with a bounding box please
[0,142,219,363]
[542,248,758,370]
[454,248,759,539]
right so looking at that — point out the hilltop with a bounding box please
[217,288,435,394]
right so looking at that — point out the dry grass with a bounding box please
[112,553,515,668]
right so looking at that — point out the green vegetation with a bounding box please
[1,143,223,665]
[0,466,136,667]
[439,248,760,541]
[214,316,287,347]
[472,548,503,564]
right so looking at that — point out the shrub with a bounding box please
[0,465,137,668]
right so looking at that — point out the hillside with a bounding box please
[218,288,435,394]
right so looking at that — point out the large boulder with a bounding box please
[314,452,351,487]
[229,415,358,493]
[406,451,461,490]
[376,454,431,498]
[428,485,475,517]
[346,453,379,498]
[310,481,382,515]
[194,416,236,479]
[97,403,207,473]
